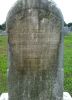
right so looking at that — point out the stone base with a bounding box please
[63,92,72,100]
[0,92,72,100]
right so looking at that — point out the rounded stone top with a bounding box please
[6,0,64,30]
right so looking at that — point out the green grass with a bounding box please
[0,33,72,96]
[64,33,72,95]
[0,35,8,93]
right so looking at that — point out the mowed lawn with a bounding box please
[0,35,8,92]
[0,33,72,95]
[64,33,72,95]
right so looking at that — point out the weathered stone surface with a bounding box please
[6,0,64,100]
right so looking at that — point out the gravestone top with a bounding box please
[6,0,63,30]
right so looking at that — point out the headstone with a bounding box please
[63,26,70,36]
[6,0,64,100]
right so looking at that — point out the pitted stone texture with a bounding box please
[6,0,64,100]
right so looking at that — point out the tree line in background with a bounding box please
[64,22,72,32]
[0,22,6,31]
[64,22,72,27]
[0,22,72,31]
